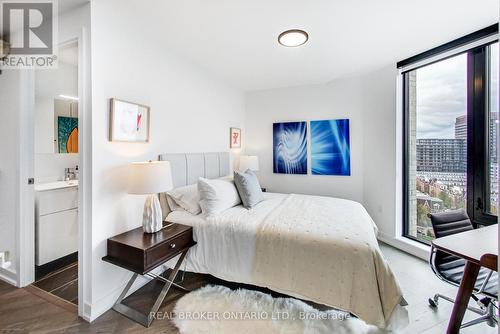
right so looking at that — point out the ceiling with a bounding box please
[59,0,88,15]
[141,0,498,92]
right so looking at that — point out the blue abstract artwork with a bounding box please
[273,121,307,174]
[311,119,350,176]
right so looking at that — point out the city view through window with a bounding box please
[407,43,499,244]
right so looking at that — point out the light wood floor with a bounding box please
[0,243,497,333]
[381,244,497,334]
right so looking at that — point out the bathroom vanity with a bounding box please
[35,180,78,274]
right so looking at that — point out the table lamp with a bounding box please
[128,161,173,233]
[239,155,259,172]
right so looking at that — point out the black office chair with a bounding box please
[428,209,498,329]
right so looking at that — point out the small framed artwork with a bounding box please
[109,98,150,142]
[230,127,241,148]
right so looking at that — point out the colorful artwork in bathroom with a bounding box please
[58,116,78,153]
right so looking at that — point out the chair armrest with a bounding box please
[428,245,439,275]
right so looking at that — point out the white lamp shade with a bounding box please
[239,155,259,172]
[128,161,173,194]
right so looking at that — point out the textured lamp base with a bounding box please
[143,194,163,233]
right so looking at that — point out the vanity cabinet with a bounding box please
[35,185,78,266]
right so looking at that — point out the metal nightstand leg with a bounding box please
[145,273,191,292]
[112,249,189,327]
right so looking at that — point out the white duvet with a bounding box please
[166,193,407,329]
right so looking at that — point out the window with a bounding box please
[486,43,499,215]
[400,25,498,244]
[468,41,499,226]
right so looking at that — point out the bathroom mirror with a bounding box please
[54,98,79,153]
[35,42,78,154]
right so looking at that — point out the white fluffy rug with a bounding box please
[173,285,383,334]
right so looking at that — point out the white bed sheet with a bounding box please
[166,192,408,330]
[167,193,285,280]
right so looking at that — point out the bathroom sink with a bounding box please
[35,180,79,191]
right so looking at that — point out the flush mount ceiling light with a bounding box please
[278,29,309,47]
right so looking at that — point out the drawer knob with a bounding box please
[170,243,176,249]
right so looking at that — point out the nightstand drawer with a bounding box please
[145,229,194,270]
[104,224,195,275]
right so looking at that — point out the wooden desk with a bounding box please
[432,224,498,334]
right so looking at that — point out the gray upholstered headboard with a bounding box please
[158,152,230,220]
[159,152,230,187]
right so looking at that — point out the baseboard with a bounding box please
[377,231,430,261]
[0,266,17,286]
[81,302,92,321]
[35,252,78,281]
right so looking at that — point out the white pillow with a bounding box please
[166,184,201,215]
[197,177,241,215]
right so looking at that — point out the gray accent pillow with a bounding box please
[233,169,264,209]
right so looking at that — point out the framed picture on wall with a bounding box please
[273,121,308,174]
[230,127,241,148]
[57,116,78,153]
[109,98,150,142]
[310,119,351,176]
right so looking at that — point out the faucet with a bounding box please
[65,167,76,181]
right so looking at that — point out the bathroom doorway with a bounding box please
[30,40,80,306]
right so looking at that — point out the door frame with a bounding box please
[17,69,35,287]
[18,28,91,319]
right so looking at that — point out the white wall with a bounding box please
[0,70,22,279]
[245,65,399,239]
[360,66,399,240]
[245,78,366,203]
[88,0,245,320]
[35,154,79,182]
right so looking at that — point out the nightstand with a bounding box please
[102,223,196,327]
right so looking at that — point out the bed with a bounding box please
[159,152,408,330]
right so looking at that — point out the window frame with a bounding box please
[467,44,498,226]
[400,25,499,244]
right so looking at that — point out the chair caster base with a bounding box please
[429,294,441,309]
